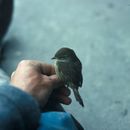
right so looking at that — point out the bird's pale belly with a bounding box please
[54,60,67,83]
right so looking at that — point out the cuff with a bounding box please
[0,84,40,130]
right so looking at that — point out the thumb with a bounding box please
[49,75,62,89]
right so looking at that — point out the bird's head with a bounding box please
[52,47,77,62]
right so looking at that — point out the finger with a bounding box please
[41,75,61,91]
[48,75,64,88]
[50,87,71,105]
[54,86,71,96]
[39,63,55,76]
[59,87,71,96]
[24,60,55,76]
[56,96,72,105]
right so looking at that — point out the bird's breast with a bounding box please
[54,60,66,82]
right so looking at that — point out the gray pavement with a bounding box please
[1,0,130,129]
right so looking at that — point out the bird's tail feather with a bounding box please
[72,88,84,107]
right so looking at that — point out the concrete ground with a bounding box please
[1,0,130,129]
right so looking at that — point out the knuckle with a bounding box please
[18,60,31,66]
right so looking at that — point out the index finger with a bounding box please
[25,60,56,76]
[39,63,56,76]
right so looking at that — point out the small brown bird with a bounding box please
[52,47,84,107]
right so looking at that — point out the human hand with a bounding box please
[10,60,71,107]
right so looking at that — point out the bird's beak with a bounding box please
[51,57,56,60]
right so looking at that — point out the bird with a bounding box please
[52,47,84,107]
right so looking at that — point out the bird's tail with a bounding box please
[72,88,84,107]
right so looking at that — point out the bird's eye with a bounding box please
[60,57,65,60]
[59,55,67,60]
[58,55,68,60]
[63,55,68,59]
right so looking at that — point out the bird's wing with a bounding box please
[74,60,83,87]
[58,60,83,88]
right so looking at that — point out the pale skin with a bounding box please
[10,60,72,108]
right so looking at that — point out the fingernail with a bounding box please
[65,98,72,105]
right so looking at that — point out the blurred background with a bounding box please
[1,0,130,130]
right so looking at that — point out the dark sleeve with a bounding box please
[0,84,40,130]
